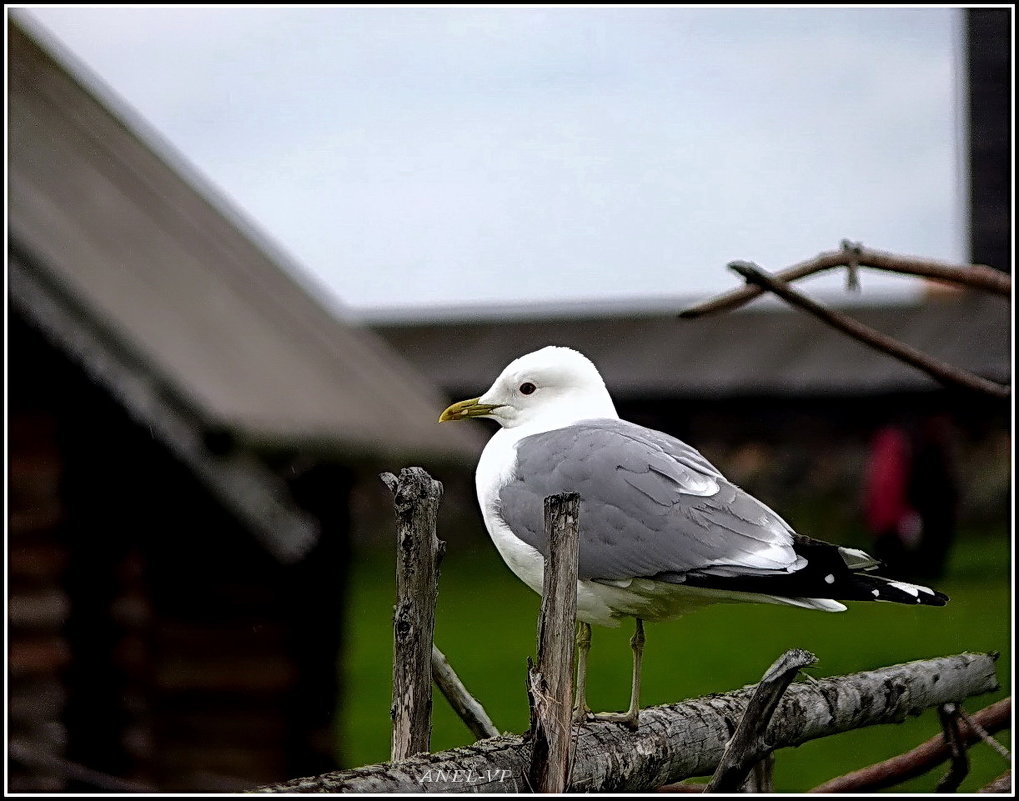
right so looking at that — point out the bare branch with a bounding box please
[527,493,581,793]
[383,467,445,761]
[935,703,969,792]
[432,645,499,741]
[678,241,1011,319]
[256,652,999,793]
[724,261,1010,399]
[706,649,817,792]
[809,697,1011,793]
[959,704,1012,761]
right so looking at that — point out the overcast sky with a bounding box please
[17,6,966,321]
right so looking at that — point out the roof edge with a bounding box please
[9,245,319,564]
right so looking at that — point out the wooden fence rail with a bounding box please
[256,652,999,793]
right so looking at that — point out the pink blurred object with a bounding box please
[864,426,919,545]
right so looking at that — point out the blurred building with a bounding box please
[8,19,481,792]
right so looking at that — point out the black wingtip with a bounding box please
[866,577,950,606]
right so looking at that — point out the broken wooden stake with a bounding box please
[705,648,817,793]
[934,703,969,792]
[382,467,445,762]
[527,492,581,793]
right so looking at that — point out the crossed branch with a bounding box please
[679,241,1011,400]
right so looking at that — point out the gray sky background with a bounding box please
[17,6,967,321]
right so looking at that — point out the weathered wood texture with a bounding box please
[706,648,817,792]
[382,468,445,762]
[526,493,580,793]
[432,646,499,741]
[256,652,998,793]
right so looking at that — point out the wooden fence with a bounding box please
[257,466,1009,794]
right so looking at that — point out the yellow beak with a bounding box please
[438,397,502,422]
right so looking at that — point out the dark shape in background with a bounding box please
[863,418,960,582]
[966,8,1011,275]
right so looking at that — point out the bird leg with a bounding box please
[572,621,593,722]
[594,617,645,730]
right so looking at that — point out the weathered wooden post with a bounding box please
[527,492,581,793]
[381,467,445,762]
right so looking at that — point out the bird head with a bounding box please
[439,346,618,431]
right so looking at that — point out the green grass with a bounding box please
[339,532,1011,792]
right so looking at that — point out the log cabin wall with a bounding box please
[7,314,341,791]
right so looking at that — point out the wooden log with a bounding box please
[526,493,581,793]
[7,592,70,629]
[382,468,445,762]
[255,652,999,793]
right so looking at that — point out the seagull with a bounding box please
[439,345,948,729]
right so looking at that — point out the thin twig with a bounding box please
[678,241,1010,319]
[725,261,1010,399]
[810,697,1011,793]
[705,648,817,792]
[432,644,500,740]
[959,704,1012,761]
[935,703,969,792]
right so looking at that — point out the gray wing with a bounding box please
[498,419,802,581]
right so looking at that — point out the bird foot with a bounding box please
[591,710,640,731]
[572,704,593,724]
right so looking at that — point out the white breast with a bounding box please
[476,430,545,594]
[476,429,659,627]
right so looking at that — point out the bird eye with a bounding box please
[519,382,537,395]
